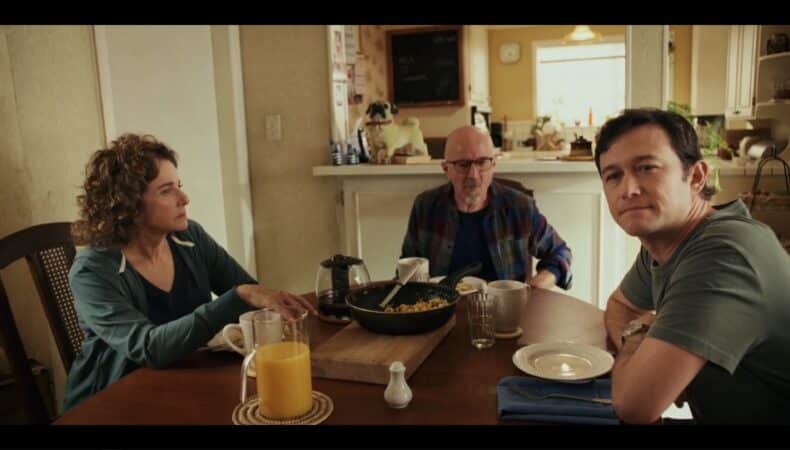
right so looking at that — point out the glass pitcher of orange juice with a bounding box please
[240,309,312,419]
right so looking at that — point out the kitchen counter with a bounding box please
[313,157,786,177]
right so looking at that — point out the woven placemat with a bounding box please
[495,327,522,340]
[232,391,333,425]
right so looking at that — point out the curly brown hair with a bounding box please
[72,133,179,247]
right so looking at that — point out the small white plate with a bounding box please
[512,342,614,382]
[429,276,486,295]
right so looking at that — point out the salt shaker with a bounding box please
[384,361,412,408]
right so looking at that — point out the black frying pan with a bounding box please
[346,262,482,335]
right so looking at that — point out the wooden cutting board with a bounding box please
[311,316,455,384]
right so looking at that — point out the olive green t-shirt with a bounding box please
[620,199,790,424]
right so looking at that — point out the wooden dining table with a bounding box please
[54,287,608,425]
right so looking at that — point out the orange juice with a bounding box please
[255,341,312,419]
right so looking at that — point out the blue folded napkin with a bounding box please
[497,376,619,425]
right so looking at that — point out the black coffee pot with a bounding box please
[315,254,371,323]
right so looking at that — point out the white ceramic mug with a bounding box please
[222,310,257,356]
[397,257,430,282]
[486,280,528,333]
[223,309,284,356]
[224,309,284,378]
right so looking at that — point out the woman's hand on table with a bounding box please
[236,284,318,321]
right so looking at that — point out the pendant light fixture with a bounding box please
[564,25,602,43]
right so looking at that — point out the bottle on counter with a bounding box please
[346,144,359,165]
[502,115,513,151]
[330,140,343,166]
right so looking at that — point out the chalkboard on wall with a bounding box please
[387,26,464,107]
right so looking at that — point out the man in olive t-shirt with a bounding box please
[595,109,790,424]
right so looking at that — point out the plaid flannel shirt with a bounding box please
[400,182,572,289]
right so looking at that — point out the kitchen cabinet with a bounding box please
[754,25,790,123]
[691,26,729,116]
[725,25,758,119]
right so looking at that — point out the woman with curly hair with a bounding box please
[63,133,316,411]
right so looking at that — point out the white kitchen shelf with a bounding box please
[759,51,790,62]
[757,99,790,108]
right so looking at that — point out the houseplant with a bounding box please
[667,103,728,194]
[699,118,730,194]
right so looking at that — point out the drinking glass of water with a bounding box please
[466,291,495,349]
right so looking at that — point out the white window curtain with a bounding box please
[536,40,626,126]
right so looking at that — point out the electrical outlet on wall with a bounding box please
[265,114,282,141]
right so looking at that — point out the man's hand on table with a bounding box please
[527,270,557,290]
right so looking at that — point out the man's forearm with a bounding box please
[604,300,640,352]
[611,334,652,423]
[603,299,639,354]
[612,333,641,374]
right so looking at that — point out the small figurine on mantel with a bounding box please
[533,116,565,151]
[364,101,428,164]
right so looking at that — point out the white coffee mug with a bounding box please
[222,309,283,356]
[487,280,528,333]
[222,310,256,356]
[398,257,430,282]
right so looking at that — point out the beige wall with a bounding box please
[0,25,105,413]
[488,25,627,122]
[239,26,340,292]
[390,105,470,138]
[670,25,692,106]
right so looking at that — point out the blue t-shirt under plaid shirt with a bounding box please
[400,182,572,288]
[449,209,498,281]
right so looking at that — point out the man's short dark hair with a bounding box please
[594,108,715,199]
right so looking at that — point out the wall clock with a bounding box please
[499,42,521,64]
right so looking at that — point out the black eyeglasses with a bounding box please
[445,157,495,173]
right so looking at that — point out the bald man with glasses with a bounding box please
[400,126,573,288]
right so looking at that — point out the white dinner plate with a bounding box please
[512,342,614,382]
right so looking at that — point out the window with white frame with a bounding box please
[535,40,625,126]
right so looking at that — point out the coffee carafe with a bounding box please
[315,254,370,324]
